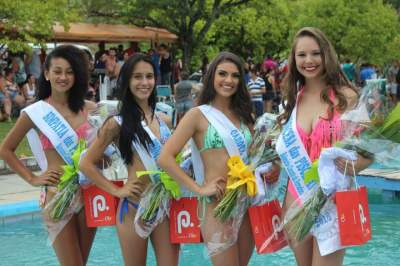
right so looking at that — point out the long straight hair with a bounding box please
[117,53,157,165]
[199,51,254,125]
[37,45,88,113]
[278,27,357,126]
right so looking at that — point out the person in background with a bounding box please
[173,57,183,84]
[148,48,161,84]
[124,41,139,57]
[94,41,106,70]
[21,74,37,105]
[359,63,376,86]
[247,66,266,118]
[105,48,121,99]
[0,73,13,122]
[341,59,355,84]
[4,68,26,110]
[158,44,172,85]
[263,67,276,113]
[174,72,194,123]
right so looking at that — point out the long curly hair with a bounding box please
[199,51,254,125]
[116,53,157,165]
[37,45,88,113]
[278,27,357,126]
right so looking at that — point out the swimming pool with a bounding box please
[1,191,399,266]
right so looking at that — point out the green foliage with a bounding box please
[207,0,291,62]
[0,0,78,53]
[291,0,400,65]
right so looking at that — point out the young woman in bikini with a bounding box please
[159,52,255,266]
[79,53,178,266]
[271,27,372,266]
[0,45,97,265]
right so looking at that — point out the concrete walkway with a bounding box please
[0,173,40,205]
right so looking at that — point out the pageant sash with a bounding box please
[191,105,249,185]
[23,101,79,170]
[114,116,170,182]
[275,104,315,200]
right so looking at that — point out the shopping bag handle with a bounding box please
[344,159,359,190]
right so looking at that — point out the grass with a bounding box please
[0,119,32,157]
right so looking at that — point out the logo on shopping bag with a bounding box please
[92,195,109,218]
[177,210,194,233]
[359,203,367,230]
[272,215,282,240]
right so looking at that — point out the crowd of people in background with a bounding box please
[1,40,400,123]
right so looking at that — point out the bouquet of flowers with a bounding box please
[213,113,281,222]
[44,140,86,221]
[134,152,186,237]
[285,80,400,242]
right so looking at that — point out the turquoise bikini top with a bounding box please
[199,122,252,152]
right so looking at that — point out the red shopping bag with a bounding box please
[169,197,202,243]
[335,186,371,246]
[82,180,123,227]
[248,199,287,253]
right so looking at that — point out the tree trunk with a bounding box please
[181,40,193,76]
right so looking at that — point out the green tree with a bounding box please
[0,0,78,54]
[86,0,252,73]
[291,0,400,65]
[207,0,291,63]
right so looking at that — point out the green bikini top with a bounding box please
[199,122,252,152]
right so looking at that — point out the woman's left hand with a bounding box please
[334,154,373,176]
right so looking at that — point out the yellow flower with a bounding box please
[226,155,257,197]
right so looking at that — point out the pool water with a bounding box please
[1,191,399,266]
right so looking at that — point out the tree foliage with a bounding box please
[206,0,291,63]
[0,0,78,53]
[291,0,400,65]
[85,0,252,73]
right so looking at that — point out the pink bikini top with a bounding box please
[296,89,343,161]
[39,108,91,150]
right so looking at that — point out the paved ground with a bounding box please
[0,173,40,205]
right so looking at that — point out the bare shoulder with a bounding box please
[176,107,205,131]
[99,116,120,141]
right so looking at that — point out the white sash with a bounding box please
[275,103,316,199]
[22,101,79,170]
[114,116,169,182]
[191,105,249,185]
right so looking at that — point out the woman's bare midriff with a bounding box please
[125,153,152,203]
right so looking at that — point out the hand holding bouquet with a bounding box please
[213,113,281,222]
[285,80,400,242]
[45,140,86,221]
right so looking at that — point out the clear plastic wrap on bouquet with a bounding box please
[134,181,171,238]
[339,79,400,167]
[202,190,249,257]
[43,182,83,245]
[248,113,283,206]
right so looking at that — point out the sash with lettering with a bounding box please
[23,100,78,170]
[114,115,172,238]
[190,104,250,256]
[275,103,342,255]
[22,100,83,245]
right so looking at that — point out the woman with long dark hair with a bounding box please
[159,51,255,265]
[79,53,179,266]
[0,45,97,265]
